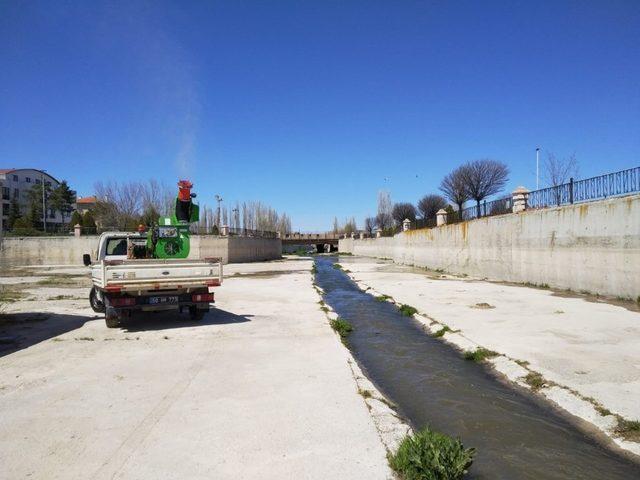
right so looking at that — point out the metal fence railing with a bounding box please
[459,196,513,221]
[411,217,437,230]
[228,227,278,239]
[193,226,278,238]
[528,166,640,209]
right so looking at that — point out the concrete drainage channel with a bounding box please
[313,256,640,479]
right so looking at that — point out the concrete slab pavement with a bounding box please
[0,259,392,479]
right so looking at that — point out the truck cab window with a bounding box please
[106,238,127,256]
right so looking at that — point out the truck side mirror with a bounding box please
[83,254,92,266]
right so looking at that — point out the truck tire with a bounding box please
[105,307,121,328]
[189,306,206,321]
[89,287,106,313]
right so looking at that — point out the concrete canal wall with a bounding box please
[0,235,281,266]
[339,194,640,299]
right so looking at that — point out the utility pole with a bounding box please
[41,171,47,233]
[536,147,540,191]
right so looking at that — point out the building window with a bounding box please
[49,209,55,219]
[3,202,9,213]
[36,179,41,185]
[26,177,31,183]
[13,188,19,198]
[12,174,18,182]
[45,181,51,187]
[2,187,9,200]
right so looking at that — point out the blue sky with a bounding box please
[1,0,639,230]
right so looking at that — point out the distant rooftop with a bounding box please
[0,168,61,184]
[77,196,97,204]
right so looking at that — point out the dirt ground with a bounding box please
[0,259,392,480]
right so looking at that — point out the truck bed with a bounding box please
[91,257,222,293]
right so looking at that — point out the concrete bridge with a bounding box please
[282,232,342,252]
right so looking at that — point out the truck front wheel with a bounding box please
[105,307,121,328]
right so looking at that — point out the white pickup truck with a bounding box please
[84,232,222,328]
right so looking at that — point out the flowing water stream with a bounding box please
[314,256,640,479]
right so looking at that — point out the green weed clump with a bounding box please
[463,348,499,363]
[433,326,452,338]
[333,263,343,270]
[376,295,392,302]
[0,287,25,303]
[311,263,317,274]
[330,318,353,345]
[614,419,640,441]
[523,372,546,391]
[389,427,475,480]
[399,304,418,317]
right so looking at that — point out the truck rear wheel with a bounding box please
[189,306,206,321]
[89,287,106,313]
[105,307,120,328]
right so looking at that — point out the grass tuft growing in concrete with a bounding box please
[330,318,353,345]
[523,372,546,391]
[463,348,499,363]
[399,304,418,317]
[389,427,475,480]
[0,287,26,304]
[375,294,392,302]
[358,388,373,399]
[614,419,640,441]
[332,263,343,270]
[433,326,452,338]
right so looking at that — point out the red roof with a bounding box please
[77,196,97,204]
[0,168,16,174]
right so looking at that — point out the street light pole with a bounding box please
[41,171,47,233]
[536,147,540,190]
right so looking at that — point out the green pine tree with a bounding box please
[82,210,97,234]
[7,196,21,229]
[49,180,76,226]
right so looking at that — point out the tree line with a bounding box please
[91,180,292,235]
[359,154,577,235]
[8,180,78,234]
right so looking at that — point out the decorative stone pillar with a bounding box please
[220,224,229,236]
[512,186,530,213]
[74,224,82,237]
[436,209,448,226]
[375,228,382,238]
[276,231,281,239]
[359,232,365,240]
[351,232,356,239]
[402,218,411,232]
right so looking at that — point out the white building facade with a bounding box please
[0,168,67,231]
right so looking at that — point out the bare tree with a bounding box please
[94,181,143,230]
[417,194,447,220]
[392,202,417,226]
[544,152,579,205]
[439,167,469,220]
[543,152,578,187]
[460,159,509,218]
[376,191,393,230]
[343,217,357,235]
[364,216,376,236]
[332,217,339,234]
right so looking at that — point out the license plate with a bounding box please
[148,296,178,305]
